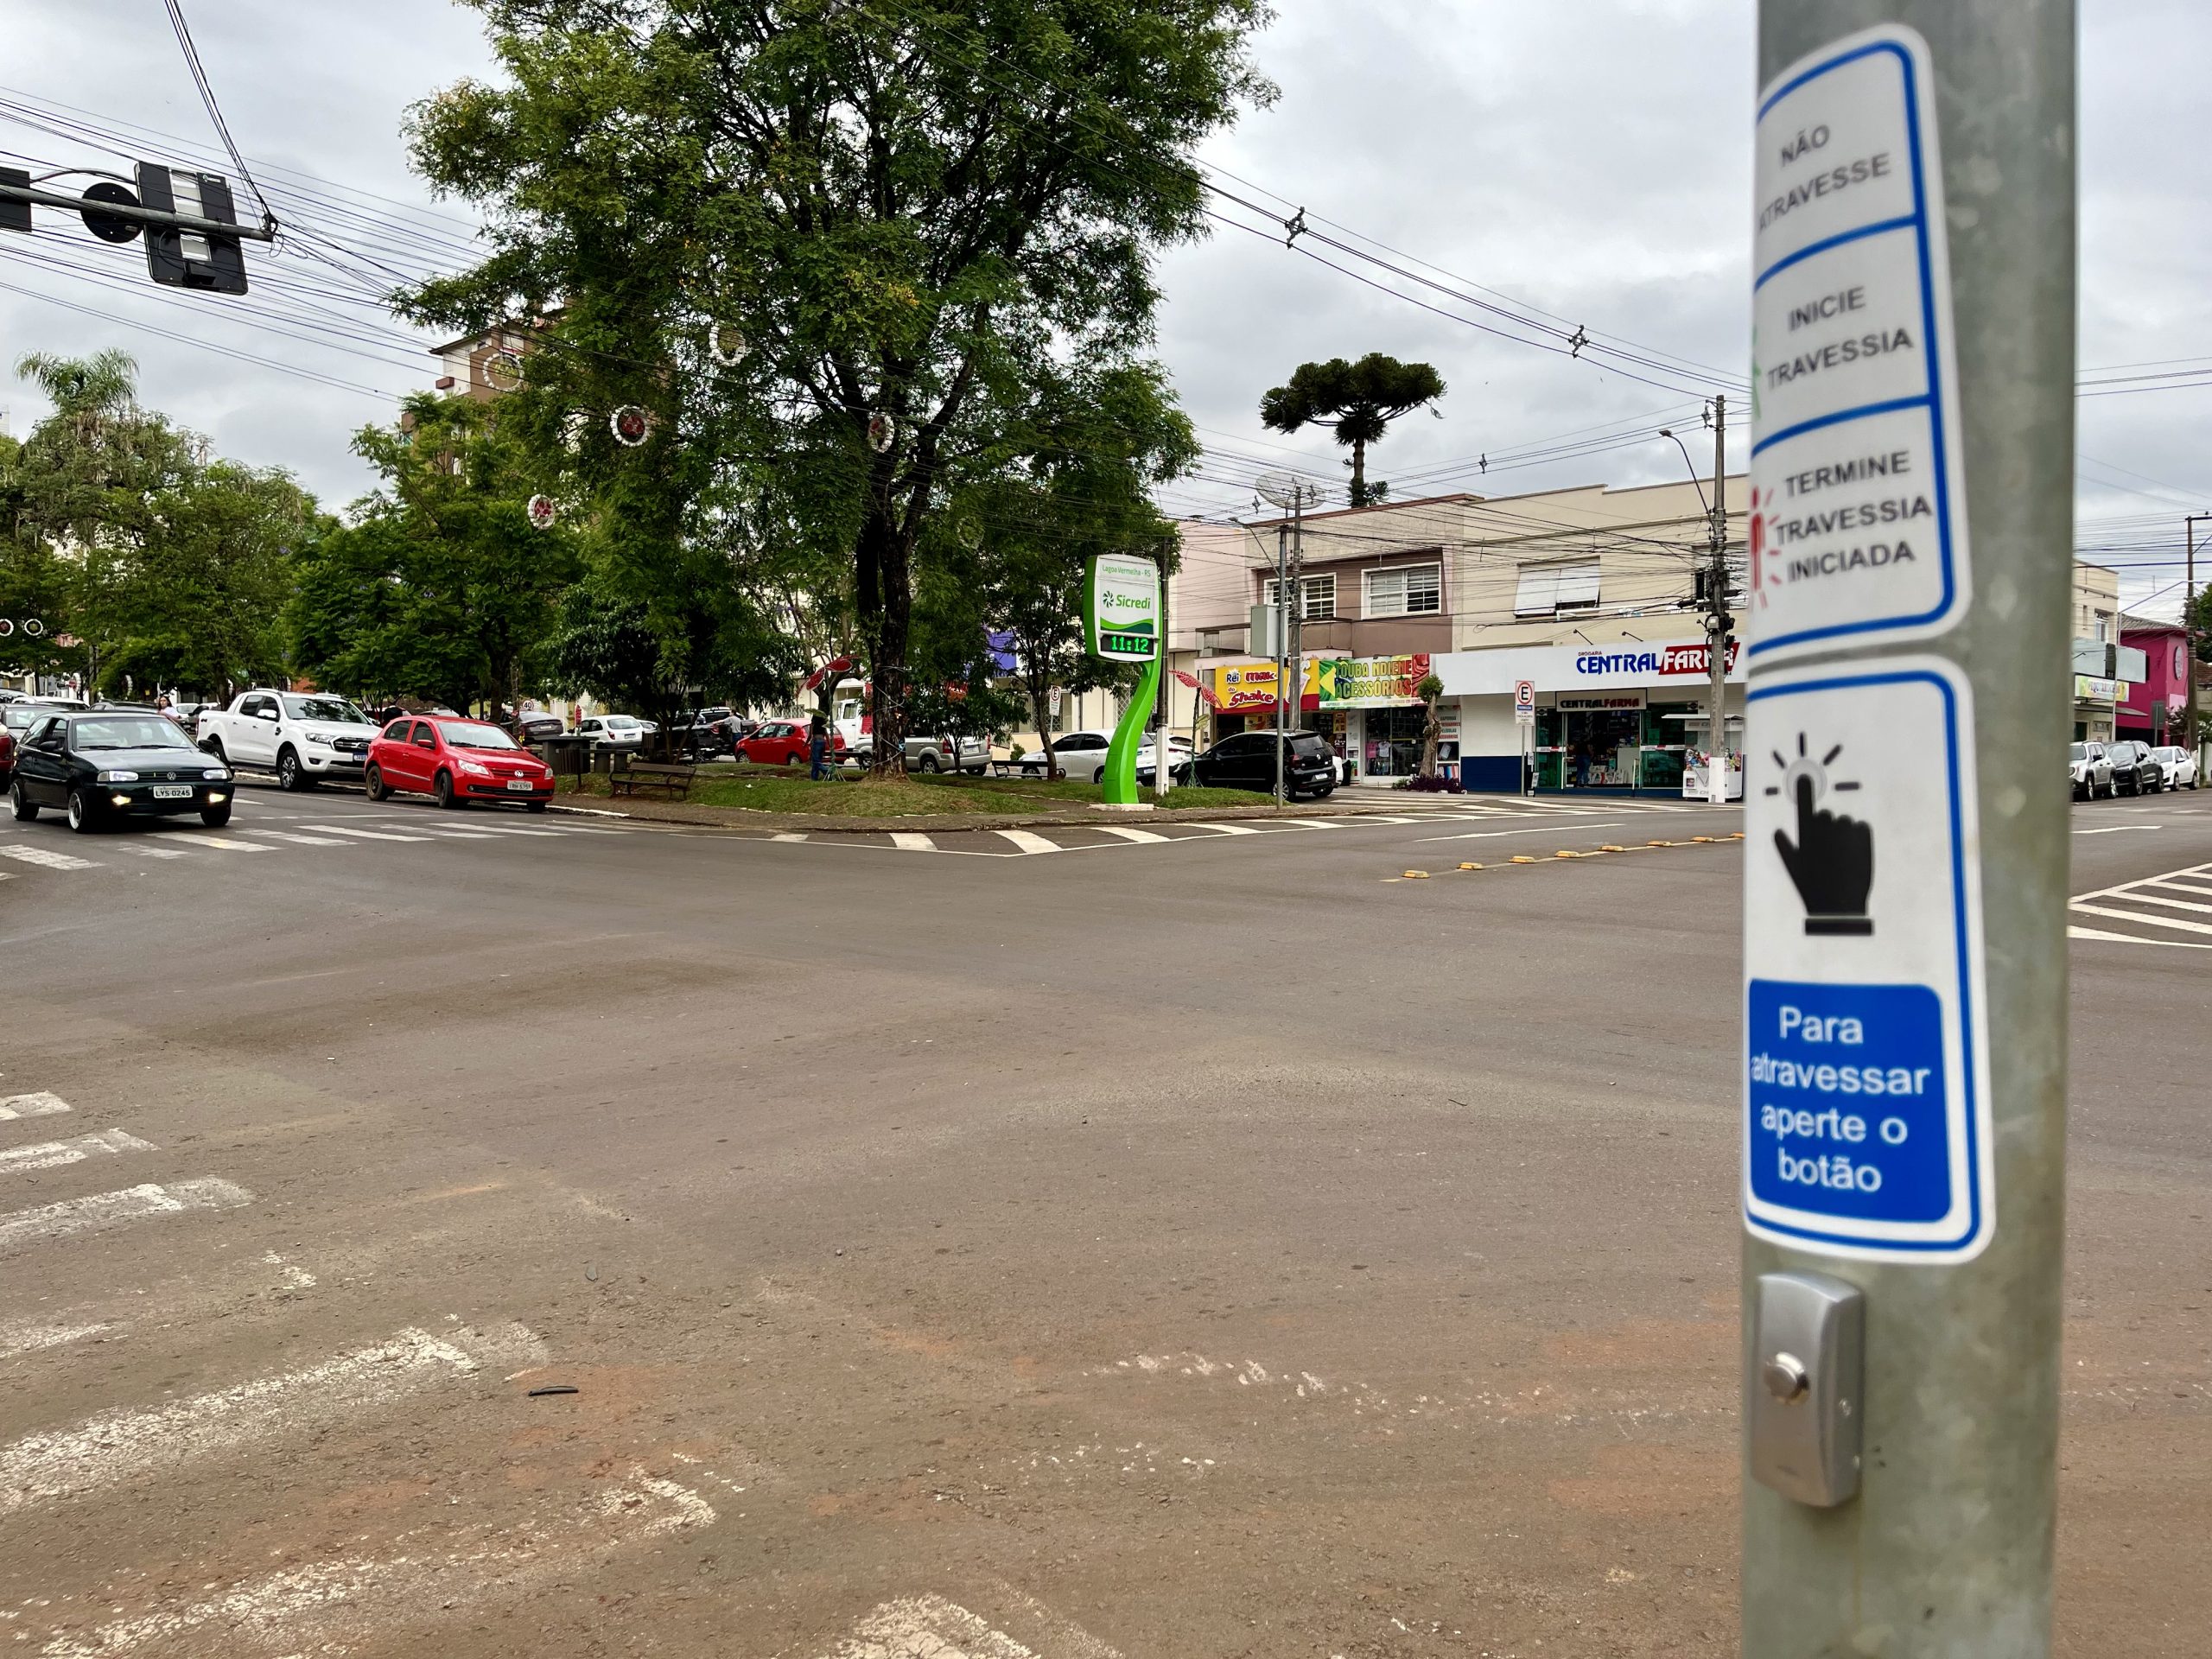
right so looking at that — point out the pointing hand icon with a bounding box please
[1775,772,1874,936]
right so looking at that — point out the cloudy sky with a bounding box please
[3,0,2204,615]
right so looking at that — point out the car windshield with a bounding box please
[72,716,195,751]
[2070,744,2088,760]
[440,721,518,750]
[284,696,370,724]
[604,716,642,729]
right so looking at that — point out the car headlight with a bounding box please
[97,769,141,783]
[203,767,229,781]
[458,759,493,777]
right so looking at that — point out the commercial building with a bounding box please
[2117,610,2194,745]
[1172,475,1747,792]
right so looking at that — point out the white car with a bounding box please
[195,690,378,790]
[2069,741,2114,800]
[577,715,648,752]
[2147,745,2200,790]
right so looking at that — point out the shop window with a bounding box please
[1262,574,1336,620]
[1365,563,1442,617]
[1514,560,1600,616]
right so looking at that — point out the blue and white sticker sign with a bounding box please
[1748,25,1969,663]
[1743,657,1993,1262]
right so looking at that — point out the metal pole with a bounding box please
[1156,555,1173,800]
[0,180,277,241]
[1274,517,1288,807]
[1745,4,2074,1656]
[1708,391,1732,802]
[2186,513,2205,767]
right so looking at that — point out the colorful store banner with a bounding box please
[1212,662,1284,713]
[1313,653,1431,709]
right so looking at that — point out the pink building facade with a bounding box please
[2118,614,2191,741]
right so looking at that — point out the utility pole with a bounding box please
[1743,6,2074,1657]
[1288,484,1307,779]
[1274,518,1289,806]
[2187,512,2208,766]
[1705,391,1732,802]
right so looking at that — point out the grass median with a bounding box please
[565,764,1270,817]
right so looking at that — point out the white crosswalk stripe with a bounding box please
[0,1178,252,1257]
[993,830,1058,854]
[0,1091,73,1122]
[243,830,351,846]
[891,832,938,851]
[0,1321,543,1516]
[0,844,99,870]
[306,824,435,842]
[0,1128,156,1176]
[187,836,270,854]
[2069,861,2212,947]
[1096,825,1167,843]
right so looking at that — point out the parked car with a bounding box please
[2069,741,2113,800]
[507,709,569,744]
[1190,728,1337,799]
[1014,730,1113,781]
[195,690,378,790]
[850,731,989,773]
[739,719,849,766]
[2147,745,2201,791]
[365,716,554,811]
[1135,735,1196,787]
[9,709,235,831]
[2104,739,2163,796]
[673,707,750,760]
[575,713,652,753]
[0,721,14,792]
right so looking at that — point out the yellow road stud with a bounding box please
[1403,870,1430,879]
[1600,844,1626,853]
[1510,855,1538,864]
[1459,861,1483,870]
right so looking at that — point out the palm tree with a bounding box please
[1260,353,1446,507]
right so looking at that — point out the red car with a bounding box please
[365,715,554,810]
[738,719,845,766]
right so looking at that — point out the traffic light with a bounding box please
[135,162,247,294]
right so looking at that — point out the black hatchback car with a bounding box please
[2104,739,2164,797]
[1191,728,1337,799]
[8,710,235,832]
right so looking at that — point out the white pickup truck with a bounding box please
[194,690,378,791]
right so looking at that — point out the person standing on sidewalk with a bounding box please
[808,715,830,780]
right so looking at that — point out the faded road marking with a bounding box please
[0,1321,543,1515]
[810,1593,1103,1659]
[0,1128,156,1175]
[0,845,99,870]
[0,1091,72,1122]
[0,1178,251,1257]
[35,1466,709,1658]
[1095,825,1167,843]
[0,1319,114,1361]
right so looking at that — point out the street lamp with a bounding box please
[1659,404,1732,802]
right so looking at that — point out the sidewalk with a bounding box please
[556,789,1468,837]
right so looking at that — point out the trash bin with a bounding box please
[537,734,592,784]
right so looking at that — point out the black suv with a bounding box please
[674,707,749,760]
[2105,739,2164,796]
[1192,728,1337,799]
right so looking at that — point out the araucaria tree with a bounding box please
[405,0,1272,773]
[1260,353,1445,506]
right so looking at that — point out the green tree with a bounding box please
[5,351,313,697]
[1260,353,1446,507]
[958,363,1194,779]
[1415,670,1445,778]
[402,0,1268,772]
[291,393,576,715]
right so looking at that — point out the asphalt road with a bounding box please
[0,779,2205,1657]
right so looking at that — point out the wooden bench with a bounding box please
[608,760,696,799]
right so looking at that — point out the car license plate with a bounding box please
[151,785,194,800]
[504,779,534,791]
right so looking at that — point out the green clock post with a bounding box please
[1082,552,1162,807]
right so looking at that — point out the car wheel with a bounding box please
[434,769,461,810]
[66,787,97,834]
[918,753,940,773]
[9,780,38,822]
[525,799,550,814]
[199,804,232,829]
[364,763,390,802]
[1092,766,1107,785]
[786,753,803,766]
[276,747,312,791]
[201,737,226,764]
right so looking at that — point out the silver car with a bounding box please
[2069,741,2113,800]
